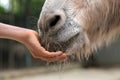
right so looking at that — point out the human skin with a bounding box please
[0,23,67,62]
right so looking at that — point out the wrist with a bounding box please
[21,29,38,46]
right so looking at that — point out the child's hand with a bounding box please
[0,23,67,62]
[23,30,67,62]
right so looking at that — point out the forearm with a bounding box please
[0,23,30,43]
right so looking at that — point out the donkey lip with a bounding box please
[59,33,80,52]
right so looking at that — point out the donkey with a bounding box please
[38,0,120,60]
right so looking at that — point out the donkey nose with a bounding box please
[38,10,66,31]
[48,15,61,28]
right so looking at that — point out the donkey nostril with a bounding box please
[49,15,61,27]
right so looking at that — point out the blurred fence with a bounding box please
[0,37,48,70]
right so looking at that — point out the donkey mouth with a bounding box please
[40,32,80,53]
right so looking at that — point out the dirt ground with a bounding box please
[0,64,120,80]
[14,68,120,80]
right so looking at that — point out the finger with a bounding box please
[40,54,67,62]
[33,42,64,58]
[40,57,58,62]
[30,48,67,62]
[32,54,67,62]
[40,57,60,62]
[30,49,62,59]
[58,54,67,61]
[41,51,64,58]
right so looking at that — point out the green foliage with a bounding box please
[12,0,20,14]
[0,6,6,14]
[30,0,45,17]
[0,0,45,28]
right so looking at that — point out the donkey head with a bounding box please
[38,0,120,59]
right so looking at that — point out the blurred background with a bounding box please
[0,0,46,70]
[0,0,120,80]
